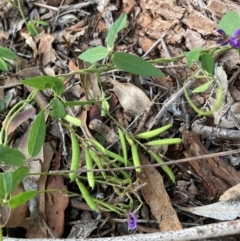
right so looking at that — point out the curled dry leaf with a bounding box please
[38,33,56,65]
[89,119,119,143]
[8,105,36,134]
[219,183,240,202]
[53,29,85,44]
[138,151,182,231]
[103,77,152,116]
[123,0,136,13]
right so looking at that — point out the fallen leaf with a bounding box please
[179,201,240,221]
[89,119,119,143]
[45,175,69,238]
[38,33,56,65]
[220,184,240,202]
[53,29,85,44]
[0,29,9,39]
[123,0,136,13]
[8,105,36,134]
[21,31,38,59]
[103,76,152,116]
[139,152,182,231]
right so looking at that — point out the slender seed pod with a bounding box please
[118,128,128,166]
[94,199,121,214]
[85,148,95,189]
[105,149,125,164]
[136,124,172,139]
[69,133,80,182]
[131,144,141,173]
[146,138,181,146]
[112,162,130,179]
[64,115,82,126]
[76,178,98,212]
[88,149,107,179]
[106,176,124,185]
[88,138,106,154]
[148,150,175,183]
[125,133,134,147]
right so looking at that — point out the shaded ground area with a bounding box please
[1,0,240,240]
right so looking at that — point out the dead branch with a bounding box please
[3,219,240,241]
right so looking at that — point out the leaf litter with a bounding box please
[1,0,240,240]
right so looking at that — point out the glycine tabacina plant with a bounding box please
[0,10,240,237]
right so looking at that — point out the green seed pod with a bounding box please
[64,115,82,126]
[88,138,106,154]
[125,133,134,147]
[88,149,107,179]
[76,178,98,212]
[94,199,121,214]
[118,128,128,166]
[85,148,95,189]
[148,150,175,183]
[131,144,141,173]
[146,138,181,146]
[69,133,80,182]
[105,149,125,164]
[136,124,172,139]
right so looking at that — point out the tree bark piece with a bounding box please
[182,130,240,199]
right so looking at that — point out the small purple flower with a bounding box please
[216,29,230,46]
[127,212,137,230]
[230,29,240,48]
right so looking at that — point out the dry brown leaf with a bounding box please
[21,31,38,59]
[46,0,61,7]
[38,33,56,65]
[138,152,182,231]
[219,184,240,202]
[8,105,36,134]
[77,108,93,138]
[0,29,9,39]
[103,77,152,116]
[53,29,85,44]
[45,175,69,238]
[89,119,119,143]
[123,0,136,13]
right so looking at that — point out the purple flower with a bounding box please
[127,212,137,230]
[216,29,230,46]
[230,29,240,48]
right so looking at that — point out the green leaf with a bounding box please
[0,47,15,60]
[200,53,214,75]
[3,172,12,197]
[184,47,202,67]
[27,22,38,36]
[28,111,46,157]
[192,80,214,93]
[30,20,48,26]
[106,13,127,49]
[0,145,25,166]
[9,190,38,209]
[11,167,28,193]
[0,56,8,71]
[112,52,164,77]
[218,11,240,35]
[78,46,109,63]
[0,174,6,200]
[49,98,66,118]
[22,76,64,95]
